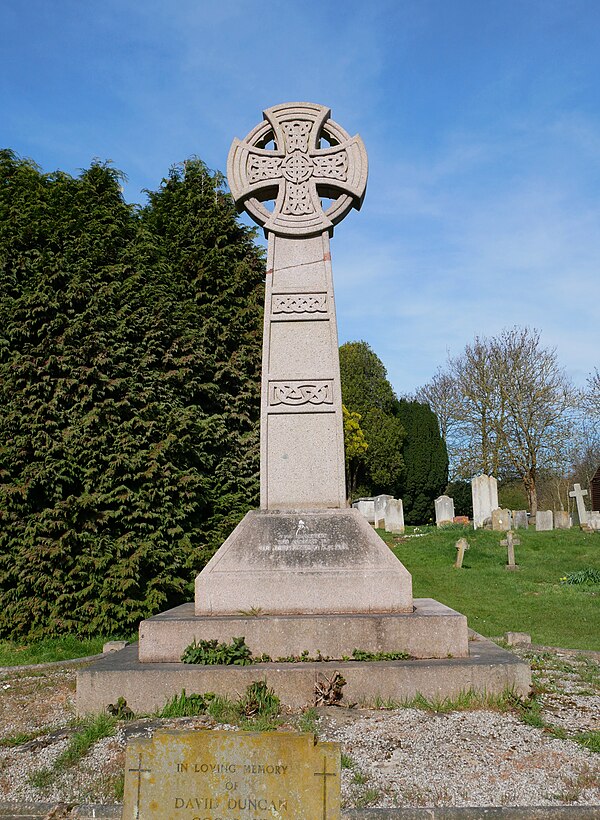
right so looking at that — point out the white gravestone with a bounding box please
[374,494,393,528]
[536,510,553,531]
[434,495,455,526]
[352,497,375,523]
[472,475,499,530]
[385,499,405,534]
[569,483,589,526]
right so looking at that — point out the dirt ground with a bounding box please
[0,645,599,810]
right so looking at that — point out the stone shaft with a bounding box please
[261,231,345,509]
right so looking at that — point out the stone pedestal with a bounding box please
[195,509,412,616]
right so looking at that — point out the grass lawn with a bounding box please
[382,525,600,651]
[0,635,109,667]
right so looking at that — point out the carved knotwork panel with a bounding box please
[269,381,334,407]
[272,294,328,314]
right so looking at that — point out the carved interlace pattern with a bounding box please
[248,155,282,182]
[312,152,348,180]
[282,121,311,152]
[272,294,328,313]
[283,183,314,215]
[270,382,333,406]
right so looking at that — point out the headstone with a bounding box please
[500,531,520,570]
[512,510,528,529]
[554,510,571,530]
[434,495,455,526]
[472,475,499,530]
[492,508,512,532]
[453,515,470,525]
[385,498,405,534]
[569,483,589,526]
[351,497,375,523]
[588,511,600,531]
[536,510,553,531]
[454,538,469,568]
[123,730,341,819]
[373,494,393,528]
[591,466,600,512]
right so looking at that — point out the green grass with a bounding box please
[383,526,600,650]
[0,636,111,666]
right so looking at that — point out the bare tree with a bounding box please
[585,369,600,418]
[490,327,577,515]
[449,337,506,478]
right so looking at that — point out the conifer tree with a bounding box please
[0,151,264,639]
[396,399,448,524]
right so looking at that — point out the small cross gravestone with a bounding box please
[501,531,520,570]
[569,483,589,526]
[454,538,469,569]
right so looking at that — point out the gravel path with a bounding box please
[0,646,598,810]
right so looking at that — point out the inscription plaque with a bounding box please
[123,729,341,820]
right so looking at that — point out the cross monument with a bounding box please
[569,483,589,526]
[228,102,367,509]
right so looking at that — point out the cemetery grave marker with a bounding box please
[454,538,469,569]
[472,475,498,529]
[554,510,571,530]
[501,531,520,571]
[512,510,528,530]
[492,508,512,532]
[435,494,455,526]
[123,729,340,820]
[569,483,589,527]
[536,510,553,531]
[384,497,405,534]
[373,493,393,528]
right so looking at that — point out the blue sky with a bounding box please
[2,0,599,395]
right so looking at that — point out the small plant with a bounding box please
[341,752,355,769]
[157,689,215,718]
[560,568,600,585]
[182,636,253,666]
[296,706,320,736]
[27,768,54,789]
[237,681,280,719]
[351,648,409,662]
[107,696,135,719]
[574,730,600,753]
[55,713,116,769]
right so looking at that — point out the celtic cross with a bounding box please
[226,103,367,509]
[228,102,367,237]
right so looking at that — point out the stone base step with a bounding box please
[76,633,531,715]
[138,599,469,662]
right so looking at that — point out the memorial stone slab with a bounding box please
[472,475,499,530]
[554,510,571,530]
[123,729,340,820]
[536,510,553,531]
[385,498,405,534]
[373,494,393,528]
[512,510,528,530]
[500,531,520,570]
[588,511,600,531]
[435,495,455,526]
[491,508,512,532]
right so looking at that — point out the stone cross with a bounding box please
[500,531,520,570]
[454,538,469,569]
[569,483,589,526]
[228,103,367,509]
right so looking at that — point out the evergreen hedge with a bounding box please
[0,151,264,639]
